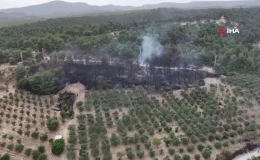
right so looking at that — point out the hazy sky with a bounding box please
[0,0,240,9]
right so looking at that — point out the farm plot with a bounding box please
[226,73,260,105]
[71,82,260,160]
[0,89,65,160]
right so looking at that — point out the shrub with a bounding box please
[208,133,215,141]
[15,144,24,153]
[17,139,21,144]
[7,144,14,150]
[195,154,200,160]
[214,142,222,149]
[0,142,6,147]
[182,154,191,160]
[38,145,45,153]
[24,148,32,156]
[190,135,198,144]
[197,144,204,152]
[49,138,53,143]
[223,124,230,131]
[152,137,161,148]
[207,145,213,150]
[159,149,164,155]
[223,141,229,147]
[31,132,39,139]
[17,128,23,135]
[39,154,47,160]
[8,136,13,140]
[230,139,235,144]
[0,153,10,160]
[32,150,41,160]
[60,110,66,119]
[149,149,155,157]
[145,141,151,149]
[202,148,212,159]
[174,155,182,160]
[173,137,181,146]
[40,134,48,142]
[168,148,175,155]
[163,137,171,147]
[110,133,120,146]
[25,130,30,136]
[135,144,140,150]
[41,121,45,126]
[52,139,65,155]
[47,117,59,131]
[126,150,135,160]
[200,135,206,142]
[181,137,189,145]
[136,150,144,158]
[163,156,170,160]
[187,144,195,152]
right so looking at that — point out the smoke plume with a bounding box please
[139,35,163,64]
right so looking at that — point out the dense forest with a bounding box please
[1,7,260,93]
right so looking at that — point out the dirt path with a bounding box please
[59,82,86,160]
[60,82,86,140]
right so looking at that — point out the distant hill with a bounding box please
[0,1,132,17]
[1,0,260,20]
[140,1,260,10]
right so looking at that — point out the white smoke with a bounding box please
[139,35,163,64]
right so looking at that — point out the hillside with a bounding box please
[1,0,260,19]
[0,1,131,17]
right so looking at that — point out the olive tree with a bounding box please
[47,117,59,131]
[202,148,212,159]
